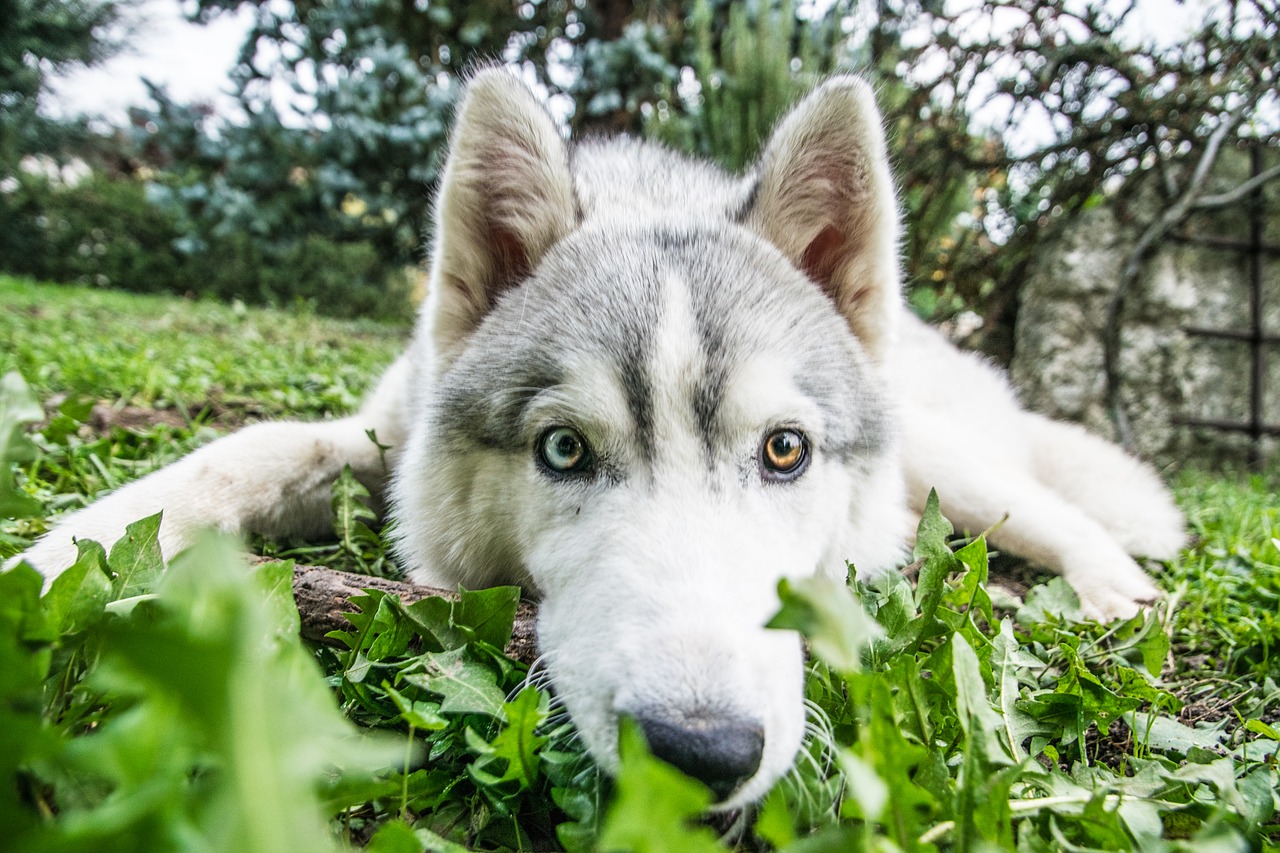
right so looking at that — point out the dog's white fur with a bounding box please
[13,70,1185,806]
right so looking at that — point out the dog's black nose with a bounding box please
[636,713,764,801]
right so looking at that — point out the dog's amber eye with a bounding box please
[539,427,591,474]
[761,429,808,479]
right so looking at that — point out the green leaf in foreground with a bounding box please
[0,563,54,840]
[18,531,399,852]
[597,719,726,853]
[40,543,111,635]
[768,575,882,674]
[0,371,43,518]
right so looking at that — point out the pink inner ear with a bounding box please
[800,223,846,296]
[487,225,530,298]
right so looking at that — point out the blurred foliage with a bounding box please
[0,170,410,317]
[0,0,131,168]
[4,0,1278,336]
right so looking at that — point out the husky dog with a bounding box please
[15,69,1185,805]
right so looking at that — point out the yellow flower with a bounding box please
[341,194,368,217]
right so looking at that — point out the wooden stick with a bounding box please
[290,563,540,665]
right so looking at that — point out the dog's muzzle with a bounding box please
[634,710,765,801]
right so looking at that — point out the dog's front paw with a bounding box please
[1065,557,1161,622]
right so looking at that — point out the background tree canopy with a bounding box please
[2,0,1278,344]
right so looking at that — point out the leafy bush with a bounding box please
[0,175,410,319]
[0,172,189,292]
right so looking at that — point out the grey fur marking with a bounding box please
[434,175,888,478]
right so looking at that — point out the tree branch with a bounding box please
[1194,162,1280,210]
[290,563,540,665]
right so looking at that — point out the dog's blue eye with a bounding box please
[761,429,808,480]
[539,427,591,474]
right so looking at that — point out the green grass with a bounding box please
[0,274,407,539]
[0,275,407,417]
[1,276,1277,851]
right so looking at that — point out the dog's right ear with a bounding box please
[425,68,576,360]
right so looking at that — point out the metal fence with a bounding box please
[1174,145,1280,469]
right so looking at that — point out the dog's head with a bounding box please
[393,69,908,806]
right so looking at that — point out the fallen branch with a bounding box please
[289,563,540,665]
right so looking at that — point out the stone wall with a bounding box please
[1009,147,1280,467]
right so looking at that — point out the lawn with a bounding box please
[2,274,1277,851]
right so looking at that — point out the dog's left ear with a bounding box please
[425,67,577,360]
[744,76,901,361]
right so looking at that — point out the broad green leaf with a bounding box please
[252,559,300,637]
[753,788,796,848]
[0,562,55,841]
[365,820,423,853]
[1238,766,1277,827]
[867,566,916,641]
[837,751,887,822]
[1017,577,1084,624]
[991,619,1033,760]
[41,543,111,635]
[1125,711,1225,754]
[402,585,520,651]
[1133,609,1171,677]
[1018,692,1086,751]
[403,646,507,717]
[366,594,416,660]
[332,463,379,556]
[455,585,521,649]
[951,534,993,625]
[912,488,953,563]
[952,632,1014,767]
[841,673,937,845]
[106,512,165,599]
[44,531,399,852]
[768,576,882,674]
[880,489,961,655]
[1243,718,1280,740]
[553,784,600,853]
[367,820,475,853]
[1058,645,1139,726]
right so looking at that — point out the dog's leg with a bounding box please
[905,454,1162,621]
[1023,413,1187,559]
[15,356,410,581]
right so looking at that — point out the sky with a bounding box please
[47,0,255,123]
[46,0,1217,128]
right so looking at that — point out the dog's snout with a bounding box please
[636,713,764,801]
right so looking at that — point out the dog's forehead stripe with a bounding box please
[619,354,653,464]
[692,293,728,467]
